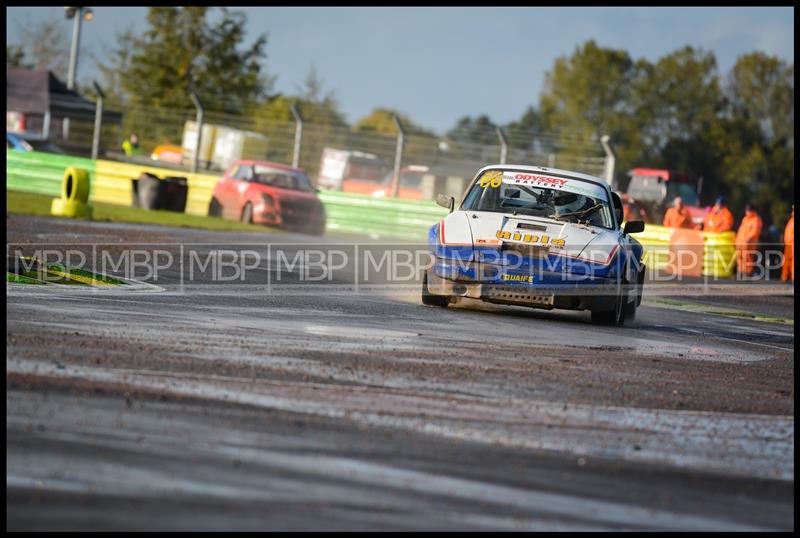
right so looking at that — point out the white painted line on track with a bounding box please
[679,327,793,352]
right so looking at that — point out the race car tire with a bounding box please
[421,271,449,308]
[241,203,253,224]
[635,264,646,307]
[625,267,645,320]
[298,220,326,236]
[208,196,223,217]
[308,222,327,236]
[623,284,638,321]
[590,280,626,326]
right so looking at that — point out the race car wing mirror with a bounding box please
[623,221,645,234]
[436,193,455,213]
[610,191,624,225]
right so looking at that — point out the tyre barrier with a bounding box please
[702,231,737,278]
[633,224,736,278]
[50,198,93,219]
[92,158,216,215]
[61,167,91,204]
[131,173,189,212]
[161,176,189,212]
[50,167,92,219]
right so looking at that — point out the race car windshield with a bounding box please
[252,167,314,192]
[461,170,614,229]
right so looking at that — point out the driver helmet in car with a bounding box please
[553,191,585,215]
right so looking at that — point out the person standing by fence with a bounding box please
[781,205,794,283]
[662,197,697,229]
[122,133,142,157]
[703,196,734,233]
[735,204,764,277]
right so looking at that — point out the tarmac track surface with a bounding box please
[6,215,795,531]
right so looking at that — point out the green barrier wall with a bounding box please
[6,150,95,196]
[319,190,448,241]
[6,150,736,275]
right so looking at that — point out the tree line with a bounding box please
[7,7,794,224]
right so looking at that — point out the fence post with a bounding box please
[91,81,105,161]
[496,126,508,164]
[600,134,616,188]
[190,91,204,173]
[390,115,405,198]
[290,104,303,169]
[42,111,51,139]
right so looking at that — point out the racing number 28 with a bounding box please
[479,171,503,188]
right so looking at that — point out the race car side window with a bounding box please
[234,165,253,181]
[462,182,483,209]
[610,192,624,228]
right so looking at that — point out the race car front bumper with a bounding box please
[427,269,620,311]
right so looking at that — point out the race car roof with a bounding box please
[475,164,609,189]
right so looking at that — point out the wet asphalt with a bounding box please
[6,214,795,531]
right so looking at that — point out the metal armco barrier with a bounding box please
[7,150,736,274]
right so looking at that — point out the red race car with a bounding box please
[208,160,326,235]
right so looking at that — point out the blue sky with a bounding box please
[6,7,795,134]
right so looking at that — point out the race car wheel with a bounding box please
[635,265,646,307]
[624,269,645,320]
[241,203,253,224]
[590,280,626,326]
[623,285,638,321]
[421,271,449,308]
[307,221,326,236]
[208,196,223,217]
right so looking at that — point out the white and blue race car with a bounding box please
[422,165,646,326]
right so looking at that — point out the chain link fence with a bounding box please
[17,93,610,199]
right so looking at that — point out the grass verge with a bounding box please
[643,297,794,326]
[6,190,283,234]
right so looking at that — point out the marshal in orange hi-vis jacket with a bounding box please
[781,206,794,283]
[735,205,764,276]
[703,196,734,233]
[662,197,697,229]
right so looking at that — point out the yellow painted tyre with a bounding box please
[51,198,93,219]
[62,167,91,204]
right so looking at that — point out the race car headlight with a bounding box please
[261,193,275,206]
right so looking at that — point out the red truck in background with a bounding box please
[341,165,429,200]
[316,148,390,191]
[624,168,705,227]
[316,148,431,200]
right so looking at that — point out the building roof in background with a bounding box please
[6,67,121,122]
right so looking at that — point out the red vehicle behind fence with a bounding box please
[625,168,705,227]
[209,160,326,235]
